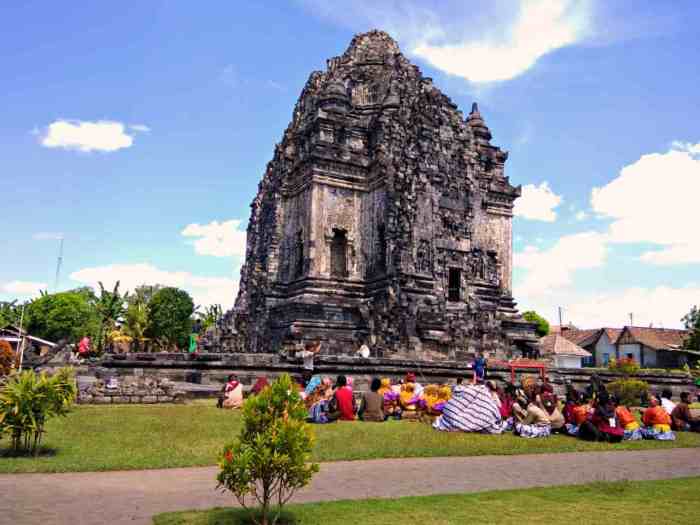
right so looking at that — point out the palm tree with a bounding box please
[95,281,126,354]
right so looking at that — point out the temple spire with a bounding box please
[467,101,492,143]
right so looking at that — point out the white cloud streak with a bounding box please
[181,220,247,258]
[69,263,238,309]
[301,0,593,83]
[592,141,700,265]
[40,120,138,152]
[513,182,563,222]
[414,0,592,83]
[0,280,47,298]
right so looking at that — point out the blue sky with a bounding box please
[1,0,699,328]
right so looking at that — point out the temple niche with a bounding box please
[225,30,538,360]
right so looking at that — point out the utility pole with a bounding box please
[54,237,64,292]
[629,312,634,327]
[17,303,26,372]
[558,306,563,328]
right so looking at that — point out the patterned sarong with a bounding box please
[433,385,502,433]
[514,422,551,438]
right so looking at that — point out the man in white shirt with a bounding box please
[296,341,321,372]
[660,389,677,415]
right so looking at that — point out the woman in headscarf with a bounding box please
[222,375,243,409]
[641,397,676,440]
[433,383,503,434]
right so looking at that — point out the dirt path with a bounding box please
[4,448,700,525]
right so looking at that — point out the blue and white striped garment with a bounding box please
[433,385,502,434]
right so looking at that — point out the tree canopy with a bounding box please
[682,305,700,351]
[25,289,100,344]
[146,287,194,350]
[522,310,550,338]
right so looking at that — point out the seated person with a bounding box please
[358,378,385,422]
[333,375,356,421]
[615,401,643,440]
[513,397,552,438]
[221,375,243,409]
[498,383,516,421]
[542,397,565,433]
[452,376,469,397]
[307,385,338,424]
[671,392,700,432]
[251,376,269,395]
[433,383,503,434]
[590,393,624,443]
[641,398,676,440]
[660,389,676,415]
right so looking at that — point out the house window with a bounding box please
[625,353,634,360]
[448,268,461,302]
[602,353,610,366]
[330,229,348,278]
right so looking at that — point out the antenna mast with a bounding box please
[54,237,64,292]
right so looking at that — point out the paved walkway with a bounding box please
[4,448,700,525]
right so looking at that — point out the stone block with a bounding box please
[157,396,173,403]
[93,396,112,404]
[141,396,157,404]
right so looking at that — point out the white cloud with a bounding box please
[40,120,136,152]
[69,263,238,309]
[414,1,591,83]
[0,280,47,298]
[591,142,700,265]
[514,231,608,296]
[130,124,151,133]
[575,210,588,221]
[301,0,593,83]
[520,284,699,329]
[513,182,563,222]
[181,219,247,258]
[32,232,64,241]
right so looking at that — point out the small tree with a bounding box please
[217,374,319,525]
[25,289,99,344]
[682,305,700,352]
[0,367,77,455]
[146,287,194,350]
[522,310,550,337]
[95,281,126,354]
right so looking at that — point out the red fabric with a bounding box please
[499,396,514,419]
[334,387,355,421]
[224,381,240,393]
[643,406,671,427]
[572,404,590,425]
[592,411,624,438]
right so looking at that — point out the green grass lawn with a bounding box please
[2,400,700,473]
[154,477,700,525]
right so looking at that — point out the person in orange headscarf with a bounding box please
[640,397,675,440]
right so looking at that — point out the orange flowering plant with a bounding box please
[217,373,318,525]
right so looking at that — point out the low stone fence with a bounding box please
[56,352,697,404]
[77,376,186,405]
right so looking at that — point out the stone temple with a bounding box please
[224,30,538,360]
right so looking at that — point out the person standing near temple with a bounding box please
[472,353,487,384]
[296,340,322,384]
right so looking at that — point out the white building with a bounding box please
[539,334,592,369]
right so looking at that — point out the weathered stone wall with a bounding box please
[226,30,538,359]
[65,354,696,404]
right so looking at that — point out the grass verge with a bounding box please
[2,401,699,473]
[153,477,700,524]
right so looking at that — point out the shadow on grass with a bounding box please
[155,507,297,525]
[0,446,59,458]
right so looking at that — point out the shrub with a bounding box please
[0,367,77,455]
[217,373,319,525]
[607,378,649,406]
[0,340,15,376]
[608,356,640,376]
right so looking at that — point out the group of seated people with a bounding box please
[217,371,700,442]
